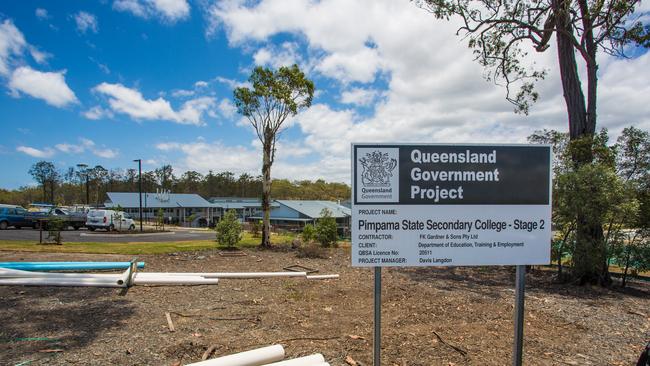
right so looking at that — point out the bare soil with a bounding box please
[0,248,648,366]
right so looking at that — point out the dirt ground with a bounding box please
[0,248,648,366]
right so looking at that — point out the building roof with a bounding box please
[106,192,212,208]
[208,197,279,209]
[275,200,351,219]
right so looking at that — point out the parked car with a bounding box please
[86,210,136,231]
[0,204,33,230]
[27,207,87,230]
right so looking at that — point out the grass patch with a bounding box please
[0,232,298,255]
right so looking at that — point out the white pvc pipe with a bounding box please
[1,269,310,280]
[132,275,219,286]
[133,272,308,279]
[262,354,325,366]
[0,269,220,286]
[305,275,339,280]
[0,268,129,286]
[185,345,285,366]
[0,277,123,287]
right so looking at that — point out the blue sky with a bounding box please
[1,0,649,189]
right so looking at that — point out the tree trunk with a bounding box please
[42,183,47,204]
[261,140,273,248]
[49,180,55,204]
[553,0,608,285]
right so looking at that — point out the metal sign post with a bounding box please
[373,266,382,366]
[512,265,526,366]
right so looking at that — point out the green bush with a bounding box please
[47,216,65,245]
[315,209,337,248]
[216,209,242,248]
[156,208,165,230]
[250,220,261,238]
[302,224,315,243]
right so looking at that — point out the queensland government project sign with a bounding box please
[351,144,552,267]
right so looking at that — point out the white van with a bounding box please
[86,210,136,231]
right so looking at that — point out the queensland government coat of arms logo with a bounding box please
[359,150,398,187]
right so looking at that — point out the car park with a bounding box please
[86,210,136,231]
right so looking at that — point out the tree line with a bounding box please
[0,163,351,207]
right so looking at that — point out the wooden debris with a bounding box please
[218,251,247,257]
[202,345,218,360]
[283,264,318,274]
[278,336,339,343]
[165,312,175,332]
[345,355,358,366]
[39,349,64,353]
[432,330,467,357]
[348,334,365,340]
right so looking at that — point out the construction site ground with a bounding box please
[0,248,648,366]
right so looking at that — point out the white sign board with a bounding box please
[351,144,552,267]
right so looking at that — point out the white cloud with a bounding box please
[55,138,119,159]
[178,96,218,121]
[171,89,195,98]
[194,80,208,88]
[35,8,50,20]
[316,47,383,83]
[218,98,236,118]
[340,87,379,106]
[9,66,78,107]
[29,46,50,64]
[0,20,77,109]
[155,139,319,180]
[55,143,84,154]
[0,19,27,76]
[253,42,301,69]
[156,140,260,174]
[74,11,99,34]
[214,76,249,89]
[92,82,216,125]
[89,57,110,74]
[113,0,190,23]
[16,146,55,158]
[93,148,119,159]
[206,0,388,83]
[82,106,114,120]
[0,20,50,70]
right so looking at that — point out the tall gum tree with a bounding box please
[234,65,314,248]
[418,0,649,285]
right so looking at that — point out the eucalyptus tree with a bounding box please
[28,161,59,203]
[234,64,314,247]
[419,0,649,284]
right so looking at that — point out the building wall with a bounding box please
[269,203,303,219]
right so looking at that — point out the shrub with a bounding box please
[296,242,328,259]
[216,209,242,248]
[250,220,261,238]
[315,209,337,248]
[302,224,315,243]
[156,208,165,230]
[47,216,65,245]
